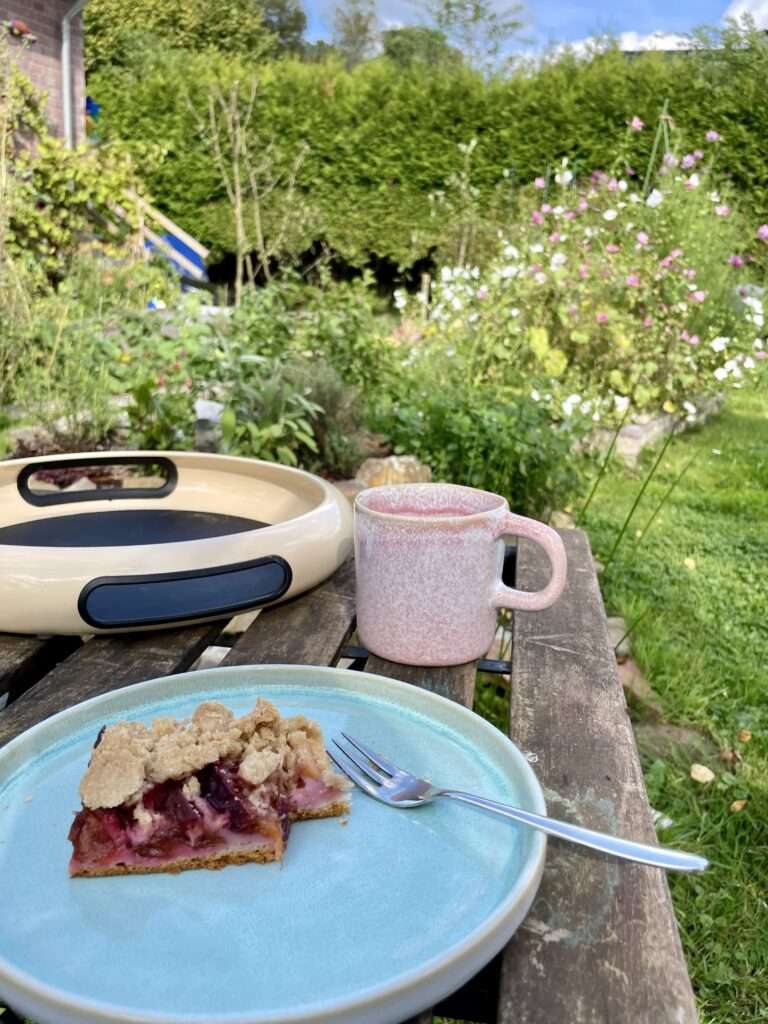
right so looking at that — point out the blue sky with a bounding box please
[304,0,767,50]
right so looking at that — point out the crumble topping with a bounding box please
[79,698,348,810]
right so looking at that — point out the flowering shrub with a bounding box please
[395,137,767,424]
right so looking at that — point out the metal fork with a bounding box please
[328,733,708,874]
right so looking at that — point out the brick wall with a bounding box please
[1,0,85,143]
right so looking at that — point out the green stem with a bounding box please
[642,98,668,197]
[602,421,680,574]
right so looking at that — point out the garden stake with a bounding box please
[576,402,632,525]
[642,98,669,197]
[632,449,702,550]
[602,420,680,575]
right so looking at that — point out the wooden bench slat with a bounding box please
[498,530,698,1023]
[0,635,80,700]
[223,560,357,668]
[364,656,476,707]
[0,624,223,748]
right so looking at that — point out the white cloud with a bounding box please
[722,0,768,28]
[616,30,697,51]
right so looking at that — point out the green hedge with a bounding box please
[89,25,768,269]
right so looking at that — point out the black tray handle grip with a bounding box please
[78,556,292,630]
[17,455,178,506]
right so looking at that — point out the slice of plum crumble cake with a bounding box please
[68,698,350,877]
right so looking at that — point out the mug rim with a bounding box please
[354,482,507,524]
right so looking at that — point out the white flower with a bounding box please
[470,266,480,279]
[686,173,700,189]
[555,169,573,185]
[714,367,728,381]
[744,356,756,369]
[629,192,642,204]
[534,271,547,284]
[562,393,582,417]
[618,180,628,192]
[553,205,565,215]
[529,243,544,253]
[394,289,407,311]
[744,296,763,311]
[753,338,764,350]
[592,410,601,421]
[646,189,664,208]
[614,394,630,412]
[584,227,595,238]
[445,348,455,358]
[604,209,618,221]
[711,337,728,352]
[501,265,519,279]
[509,307,520,317]
[503,244,519,259]
[683,401,697,415]
[580,399,592,414]
[709,191,720,202]
[550,252,567,271]
[451,296,462,311]
[440,266,453,283]
[531,389,541,401]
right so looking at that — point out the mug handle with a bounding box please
[492,512,567,612]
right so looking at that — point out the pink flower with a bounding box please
[531,263,542,273]
[757,224,768,242]
[578,200,589,211]
[630,116,644,132]
[579,263,589,279]
[660,257,672,270]
[706,130,721,142]
[625,274,640,286]
[534,176,546,189]
[671,248,683,259]
[564,210,575,220]
[681,329,690,341]
[663,152,679,168]
[596,311,609,323]
[549,232,561,243]
[608,177,619,192]
[636,231,649,246]
[606,243,620,254]
[684,268,696,280]
[643,316,653,327]
[729,254,744,267]
[541,203,552,213]
[681,153,696,169]
[532,210,544,224]
[687,335,700,346]
[694,149,704,160]
[477,286,488,300]
[756,351,767,361]
[714,205,731,217]
[692,290,707,302]
[568,304,578,316]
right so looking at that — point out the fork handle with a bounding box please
[440,790,708,873]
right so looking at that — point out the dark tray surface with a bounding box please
[0,509,268,547]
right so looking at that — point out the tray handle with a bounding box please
[78,557,292,630]
[17,455,178,507]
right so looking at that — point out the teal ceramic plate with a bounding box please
[0,665,546,1024]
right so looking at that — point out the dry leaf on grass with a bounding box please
[719,747,743,764]
[730,799,748,813]
[738,729,752,743]
[690,763,715,784]
[684,557,697,571]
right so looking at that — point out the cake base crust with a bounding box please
[71,843,279,878]
[291,799,349,822]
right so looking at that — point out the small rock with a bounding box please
[690,763,715,784]
[606,616,631,660]
[8,425,55,457]
[550,510,575,529]
[618,658,663,719]
[355,455,432,488]
[651,808,675,830]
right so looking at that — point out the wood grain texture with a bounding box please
[364,656,476,707]
[0,634,79,700]
[223,560,357,668]
[0,624,222,748]
[498,530,698,1024]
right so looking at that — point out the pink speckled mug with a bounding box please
[354,483,567,666]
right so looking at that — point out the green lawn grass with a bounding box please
[583,386,768,1023]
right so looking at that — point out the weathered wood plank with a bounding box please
[0,635,80,701]
[498,530,698,1024]
[0,624,223,748]
[223,560,357,668]
[364,655,476,707]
